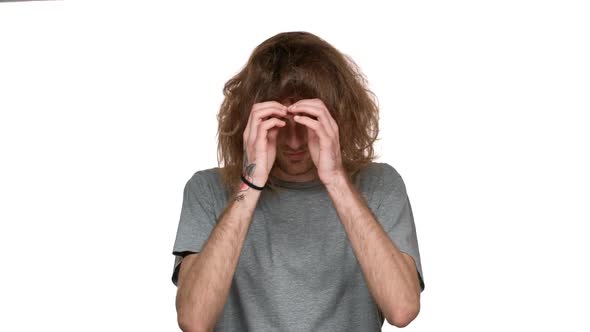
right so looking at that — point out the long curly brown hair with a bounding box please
[216,31,381,196]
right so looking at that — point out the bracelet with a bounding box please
[240,173,267,191]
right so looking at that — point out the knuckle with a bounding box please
[258,122,269,132]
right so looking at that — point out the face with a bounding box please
[269,101,319,182]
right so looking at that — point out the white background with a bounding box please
[1,1,589,331]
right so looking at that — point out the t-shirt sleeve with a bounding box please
[171,171,218,287]
[374,164,425,292]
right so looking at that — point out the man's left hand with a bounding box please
[287,98,345,187]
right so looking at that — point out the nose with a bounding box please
[281,114,307,150]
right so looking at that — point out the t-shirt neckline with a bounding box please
[268,174,324,189]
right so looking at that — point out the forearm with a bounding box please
[326,174,420,327]
[176,183,261,332]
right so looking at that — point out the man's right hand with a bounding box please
[242,101,287,187]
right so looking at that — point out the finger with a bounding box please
[245,106,288,145]
[246,102,287,129]
[267,126,280,142]
[245,105,287,141]
[288,103,337,138]
[292,101,338,135]
[292,115,332,148]
[252,100,289,111]
[294,99,337,125]
[255,118,286,151]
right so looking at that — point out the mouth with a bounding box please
[285,151,306,158]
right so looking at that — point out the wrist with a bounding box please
[324,171,350,193]
[241,173,268,190]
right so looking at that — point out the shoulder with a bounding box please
[356,162,403,186]
[186,166,222,185]
[184,166,223,195]
[355,162,408,200]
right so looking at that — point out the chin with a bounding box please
[277,156,314,175]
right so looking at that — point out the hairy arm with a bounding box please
[325,173,421,328]
[175,179,261,332]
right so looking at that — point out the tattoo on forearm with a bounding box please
[234,151,257,202]
[244,163,255,178]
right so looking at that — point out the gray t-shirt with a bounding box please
[171,162,425,331]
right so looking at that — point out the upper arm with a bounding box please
[373,164,425,292]
[171,170,219,287]
[173,252,200,287]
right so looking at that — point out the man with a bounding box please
[171,31,425,331]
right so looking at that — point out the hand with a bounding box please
[287,98,345,186]
[242,101,287,187]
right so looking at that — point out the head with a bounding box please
[266,99,317,185]
[216,31,380,195]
